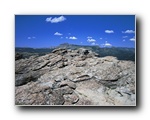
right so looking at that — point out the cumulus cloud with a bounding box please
[122,30,135,34]
[101,41,112,47]
[87,37,98,45]
[105,30,114,33]
[86,37,98,45]
[105,43,112,47]
[87,38,96,42]
[46,16,66,23]
[69,36,77,40]
[130,37,135,41]
[54,32,63,36]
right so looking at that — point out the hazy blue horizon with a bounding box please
[15,15,135,48]
[15,43,135,49]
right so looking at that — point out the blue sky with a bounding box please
[15,15,135,48]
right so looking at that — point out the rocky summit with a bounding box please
[15,48,135,106]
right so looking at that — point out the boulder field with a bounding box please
[15,48,135,105]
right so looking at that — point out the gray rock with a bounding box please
[58,81,76,89]
[77,48,89,55]
[32,60,50,71]
[52,48,67,55]
[47,55,63,67]
[15,48,135,105]
[15,71,45,86]
[54,86,74,95]
[49,90,65,105]
[71,75,91,82]
[75,61,87,67]
[53,74,67,82]
[63,92,79,104]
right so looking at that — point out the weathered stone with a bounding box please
[68,52,78,57]
[98,79,118,89]
[75,61,87,67]
[52,48,67,55]
[32,60,50,71]
[58,81,76,89]
[63,92,79,104]
[15,71,42,86]
[15,82,50,105]
[47,55,63,67]
[71,75,91,82]
[15,48,135,106]
[77,48,89,55]
[49,90,65,105]
[53,74,67,82]
[54,86,74,95]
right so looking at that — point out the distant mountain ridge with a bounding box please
[15,43,135,61]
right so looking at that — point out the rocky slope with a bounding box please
[15,48,135,106]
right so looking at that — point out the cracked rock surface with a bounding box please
[15,48,135,106]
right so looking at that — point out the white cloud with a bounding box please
[54,32,63,36]
[91,43,99,45]
[46,16,66,23]
[100,38,103,39]
[122,36,128,38]
[27,36,36,39]
[87,36,92,39]
[130,37,135,41]
[69,36,77,40]
[87,38,96,42]
[105,43,112,47]
[91,42,99,46]
[86,37,98,45]
[91,42,96,45]
[122,30,135,34]
[105,30,114,33]
[122,39,126,42]
[101,41,112,47]
[66,37,68,39]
